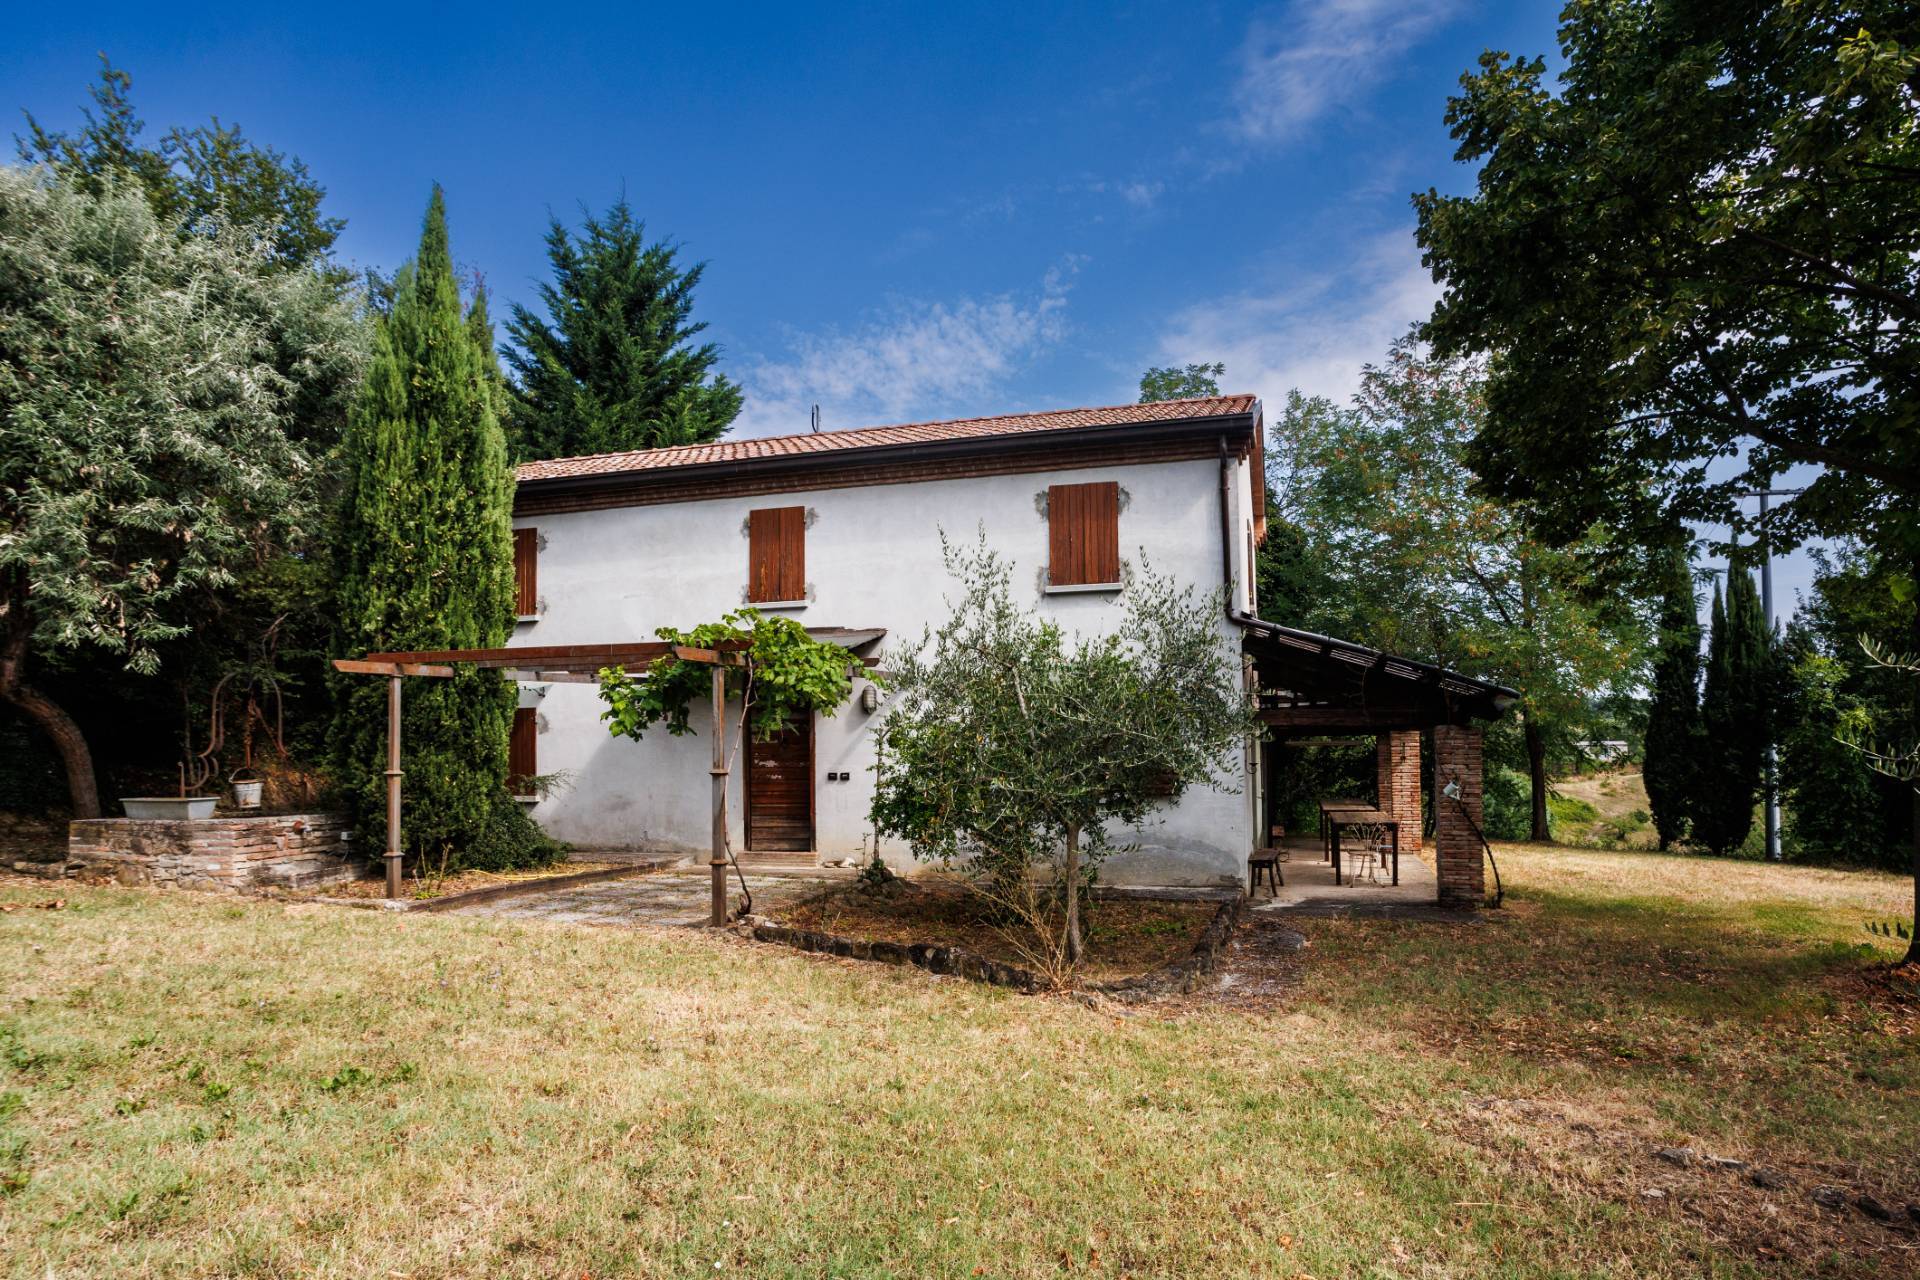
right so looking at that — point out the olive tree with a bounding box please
[870,537,1257,977]
[0,166,362,815]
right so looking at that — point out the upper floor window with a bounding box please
[1047,481,1119,589]
[748,506,806,604]
[512,527,538,619]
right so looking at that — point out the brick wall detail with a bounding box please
[1375,729,1422,852]
[1432,725,1485,907]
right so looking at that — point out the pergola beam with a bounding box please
[332,660,457,677]
[1259,705,1457,730]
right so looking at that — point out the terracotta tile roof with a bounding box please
[514,394,1258,483]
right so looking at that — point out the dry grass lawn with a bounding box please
[0,844,1914,1278]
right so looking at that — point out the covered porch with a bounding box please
[1240,618,1518,908]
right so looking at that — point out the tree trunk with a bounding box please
[1907,564,1919,967]
[1524,709,1551,843]
[0,604,101,818]
[1907,782,1918,967]
[1063,823,1083,965]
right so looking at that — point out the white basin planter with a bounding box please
[120,797,219,820]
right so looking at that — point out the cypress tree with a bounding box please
[1642,544,1701,849]
[1695,567,1769,855]
[504,198,742,460]
[330,187,522,871]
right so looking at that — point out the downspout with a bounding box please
[1218,437,1261,632]
[1221,437,1266,856]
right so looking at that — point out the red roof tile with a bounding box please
[514,394,1258,483]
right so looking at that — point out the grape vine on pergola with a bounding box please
[333,628,882,918]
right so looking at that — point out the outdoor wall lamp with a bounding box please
[860,684,880,714]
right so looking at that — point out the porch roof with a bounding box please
[1240,616,1518,731]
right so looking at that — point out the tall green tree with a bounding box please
[0,167,363,815]
[1643,544,1703,849]
[1138,361,1225,403]
[504,199,741,460]
[1779,545,1916,881]
[330,188,528,870]
[1414,0,1920,902]
[19,56,344,269]
[1779,631,1886,866]
[1695,570,1770,855]
[1265,333,1646,841]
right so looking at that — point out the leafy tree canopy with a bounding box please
[1415,0,1920,573]
[0,166,364,815]
[505,198,741,459]
[19,56,345,269]
[1138,361,1225,403]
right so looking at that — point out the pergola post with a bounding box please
[384,673,404,899]
[710,664,728,927]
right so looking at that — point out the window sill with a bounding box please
[512,794,542,806]
[515,614,541,624]
[1044,582,1123,595]
[748,599,809,611]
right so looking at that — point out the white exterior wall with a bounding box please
[511,452,1258,886]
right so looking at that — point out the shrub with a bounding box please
[461,796,566,873]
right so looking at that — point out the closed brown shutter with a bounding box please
[1047,481,1119,586]
[509,707,537,790]
[512,527,538,616]
[748,506,806,603]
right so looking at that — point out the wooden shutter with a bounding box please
[512,527,538,617]
[509,707,537,789]
[748,507,806,603]
[1047,481,1120,586]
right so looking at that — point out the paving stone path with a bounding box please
[443,867,834,928]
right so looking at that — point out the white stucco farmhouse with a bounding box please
[439,393,1515,896]
[502,396,1264,885]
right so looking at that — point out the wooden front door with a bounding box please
[746,713,814,851]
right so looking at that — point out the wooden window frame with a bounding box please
[1046,481,1121,590]
[512,527,539,621]
[748,506,807,606]
[509,706,538,797]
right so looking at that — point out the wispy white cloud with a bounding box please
[1154,232,1438,407]
[1230,0,1461,145]
[735,262,1080,437]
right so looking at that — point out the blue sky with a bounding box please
[3,0,1818,619]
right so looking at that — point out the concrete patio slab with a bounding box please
[1246,837,1440,914]
[440,866,836,928]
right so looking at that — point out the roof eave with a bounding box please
[513,409,1260,495]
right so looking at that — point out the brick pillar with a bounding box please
[1375,729,1422,852]
[1432,724,1485,907]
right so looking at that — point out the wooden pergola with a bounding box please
[333,629,883,919]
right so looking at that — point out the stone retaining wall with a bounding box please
[64,813,361,893]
